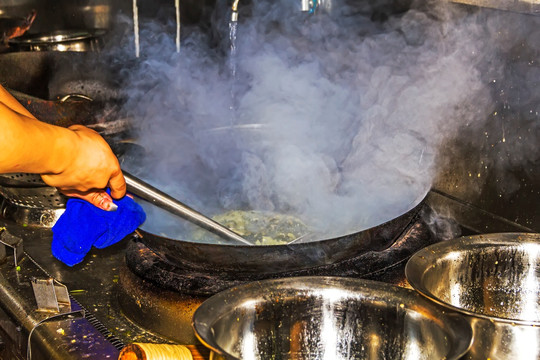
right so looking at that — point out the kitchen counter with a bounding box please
[0,189,532,359]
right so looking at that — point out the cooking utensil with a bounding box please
[132,189,428,275]
[119,343,209,360]
[5,88,125,132]
[0,51,125,102]
[192,276,472,360]
[448,0,539,15]
[406,232,540,360]
[9,29,106,52]
[123,171,253,246]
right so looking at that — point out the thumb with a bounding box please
[108,170,127,200]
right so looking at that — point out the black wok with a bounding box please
[134,193,428,275]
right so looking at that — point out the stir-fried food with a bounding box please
[196,210,309,245]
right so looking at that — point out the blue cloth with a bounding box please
[51,193,146,267]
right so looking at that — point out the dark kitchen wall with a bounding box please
[0,0,538,232]
[0,0,215,36]
[431,9,540,232]
[0,0,119,32]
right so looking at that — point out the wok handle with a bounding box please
[118,343,210,360]
[123,171,252,246]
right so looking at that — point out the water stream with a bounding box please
[228,12,239,126]
[132,0,140,57]
[175,0,181,53]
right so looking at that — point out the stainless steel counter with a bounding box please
[0,222,169,359]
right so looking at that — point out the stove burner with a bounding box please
[117,264,206,344]
[125,216,437,296]
[0,197,64,227]
[120,216,436,342]
[0,174,66,228]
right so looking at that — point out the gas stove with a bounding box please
[0,189,532,359]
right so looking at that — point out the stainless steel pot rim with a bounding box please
[406,232,540,326]
[412,289,540,327]
[192,276,473,360]
[202,123,268,132]
[156,186,429,247]
[10,29,106,44]
[136,186,429,274]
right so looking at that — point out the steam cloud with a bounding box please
[115,0,513,240]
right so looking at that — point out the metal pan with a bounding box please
[192,276,472,360]
[9,29,106,52]
[406,233,540,360]
[134,191,428,274]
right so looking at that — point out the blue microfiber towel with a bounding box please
[51,192,146,266]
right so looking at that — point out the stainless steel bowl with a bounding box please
[406,233,540,360]
[192,276,472,360]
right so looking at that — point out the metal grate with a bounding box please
[0,186,66,209]
[25,252,126,351]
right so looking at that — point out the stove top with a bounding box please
[0,190,532,359]
[125,217,435,297]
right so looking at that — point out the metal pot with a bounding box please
[134,191,428,275]
[192,276,472,360]
[0,51,126,101]
[406,233,540,360]
[9,29,106,52]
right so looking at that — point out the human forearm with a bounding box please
[0,102,77,174]
[0,84,37,119]
[0,85,126,210]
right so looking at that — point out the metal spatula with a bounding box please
[123,171,253,245]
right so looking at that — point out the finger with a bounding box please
[61,189,117,211]
[68,124,93,133]
[108,169,127,199]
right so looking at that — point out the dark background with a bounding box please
[0,0,538,232]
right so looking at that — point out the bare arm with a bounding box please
[0,85,36,119]
[0,85,126,210]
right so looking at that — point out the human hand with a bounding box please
[40,125,126,210]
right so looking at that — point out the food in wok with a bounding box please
[194,210,309,245]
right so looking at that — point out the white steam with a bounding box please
[119,1,499,240]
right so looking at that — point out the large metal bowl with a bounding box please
[192,276,472,360]
[406,233,540,360]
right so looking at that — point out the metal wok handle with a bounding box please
[122,171,252,246]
